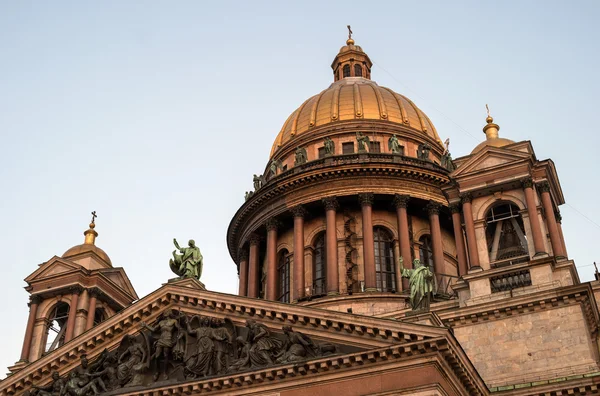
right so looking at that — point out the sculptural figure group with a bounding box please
[28,311,338,396]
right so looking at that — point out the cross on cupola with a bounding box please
[331,26,373,82]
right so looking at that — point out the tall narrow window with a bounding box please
[313,233,326,295]
[485,203,528,263]
[369,141,381,153]
[342,142,355,154]
[343,64,351,78]
[419,235,434,269]
[354,64,363,77]
[277,250,291,303]
[374,227,396,292]
[45,302,70,353]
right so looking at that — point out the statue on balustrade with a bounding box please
[323,137,335,155]
[267,159,283,179]
[356,131,370,152]
[294,147,308,165]
[388,134,403,155]
[399,257,435,311]
[417,143,431,160]
[169,238,203,280]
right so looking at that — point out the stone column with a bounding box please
[292,206,307,301]
[247,234,260,298]
[265,219,279,301]
[556,211,568,258]
[20,295,41,361]
[538,182,566,258]
[323,197,340,295]
[85,289,99,331]
[450,204,468,276]
[64,286,82,343]
[521,178,546,256]
[359,193,377,292]
[393,194,412,290]
[238,250,249,297]
[427,202,444,274]
[461,193,480,269]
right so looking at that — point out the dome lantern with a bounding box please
[331,26,372,82]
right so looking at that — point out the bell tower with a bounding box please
[8,213,138,374]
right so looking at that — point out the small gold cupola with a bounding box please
[470,105,515,154]
[331,26,373,82]
[84,210,98,245]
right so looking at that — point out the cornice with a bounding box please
[0,284,459,396]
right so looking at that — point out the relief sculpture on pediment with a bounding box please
[27,309,347,395]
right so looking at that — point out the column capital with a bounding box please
[520,177,534,189]
[238,249,249,262]
[88,288,102,299]
[555,211,562,223]
[290,205,308,218]
[322,197,339,211]
[449,203,461,214]
[537,181,551,193]
[29,295,43,305]
[392,194,410,209]
[69,285,84,295]
[358,193,375,207]
[426,201,442,216]
[249,233,261,246]
[265,218,280,231]
[460,192,472,204]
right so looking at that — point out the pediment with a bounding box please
[452,145,533,178]
[96,268,139,300]
[24,256,83,283]
[1,283,485,396]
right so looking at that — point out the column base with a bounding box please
[533,252,549,259]
[364,287,378,292]
[327,291,340,296]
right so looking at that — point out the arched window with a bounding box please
[354,64,362,77]
[313,233,326,295]
[485,203,528,263]
[374,227,396,292]
[45,302,70,353]
[277,249,291,303]
[343,64,351,78]
[93,308,107,326]
[419,235,434,269]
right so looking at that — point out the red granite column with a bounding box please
[20,295,41,361]
[247,234,260,298]
[393,194,412,289]
[522,178,546,256]
[450,204,468,277]
[238,250,249,297]
[292,206,307,301]
[461,193,480,268]
[64,286,82,342]
[427,202,444,274]
[359,193,376,292]
[556,211,568,257]
[265,219,279,301]
[538,182,565,258]
[323,197,340,295]
[85,289,98,331]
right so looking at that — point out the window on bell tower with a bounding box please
[343,64,351,78]
[354,64,362,77]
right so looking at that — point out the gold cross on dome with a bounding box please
[91,211,97,224]
[347,25,353,40]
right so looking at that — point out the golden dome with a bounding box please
[63,244,112,266]
[270,78,442,157]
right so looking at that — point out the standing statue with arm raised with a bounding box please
[399,257,435,311]
[169,238,203,280]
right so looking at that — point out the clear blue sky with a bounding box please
[1,1,599,375]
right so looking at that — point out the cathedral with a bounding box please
[1,33,599,396]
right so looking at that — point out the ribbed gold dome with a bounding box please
[63,244,112,266]
[270,78,442,157]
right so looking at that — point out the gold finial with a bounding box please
[84,211,98,245]
[483,104,500,139]
[346,25,354,45]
